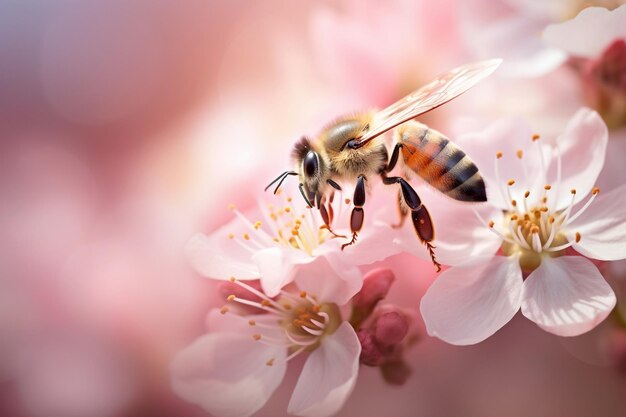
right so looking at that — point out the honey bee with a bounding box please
[265,59,502,271]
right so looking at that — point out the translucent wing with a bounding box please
[354,59,502,147]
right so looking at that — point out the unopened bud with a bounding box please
[374,311,409,348]
[350,268,395,327]
[357,329,385,366]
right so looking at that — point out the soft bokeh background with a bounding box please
[1,1,626,416]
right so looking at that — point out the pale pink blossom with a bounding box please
[543,4,626,59]
[171,274,361,417]
[186,186,401,302]
[420,108,624,345]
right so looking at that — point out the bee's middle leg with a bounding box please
[381,175,441,271]
[341,174,366,250]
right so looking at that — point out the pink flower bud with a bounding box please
[357,329,385,366]
[374,311,409,348]
[350,268,395,326]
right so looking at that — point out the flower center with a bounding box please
[221,278,341,366]
[481,135,600,273]
[226,193,348,256]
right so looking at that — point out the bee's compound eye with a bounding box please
[304,151,319,177]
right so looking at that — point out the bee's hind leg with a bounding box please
[341,175,366,251]
[382,175,441,272]
[392,190,408,228]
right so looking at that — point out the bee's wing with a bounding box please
[355,59,502,146]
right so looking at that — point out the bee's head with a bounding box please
[292,137,329,207]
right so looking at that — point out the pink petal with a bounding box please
[294,252,362,306]
[568,183,626,261]
[251,247,298,297]
[171,332,286,417]
[546,108,608,209]
[543,5,626,58]
[454,117,551,210]
[185,233,259,280]
[460,1,566,77]
[521,256,616,337]
[288,322,360,417]
[420,256,523,345]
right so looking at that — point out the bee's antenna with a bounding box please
[264,171,297,194]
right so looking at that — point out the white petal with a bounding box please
[294,253,362,306]
[543,5,626,58]
[454,117,550,210]
[546,108,608,209]
[420,256,523,345]
[567,183,626,261]
[171,333,286,417]
[251,247,298,297]
[521,256,616,337]
[288,322,360,417]
[185,233,259,280]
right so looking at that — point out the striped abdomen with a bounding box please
[396,121,486,202]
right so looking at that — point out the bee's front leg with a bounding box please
[319,191,346,239]
[382,175,441,272]
[341,175,366,250]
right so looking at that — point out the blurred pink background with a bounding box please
[1,1,626,416]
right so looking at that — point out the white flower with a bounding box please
[419,108,626,344]
[186,190,400,302]
[171,274,361,417]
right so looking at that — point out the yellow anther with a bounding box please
[510,214,518,221]
[266,358,275,366]
[592,187,600,195]
[507,179,515,186]
[532,134,540,141]
[575,232,581,243]
[228,233,235,239]
[261,300,271,307]
[516,149,523,159]
[254,221,262,230]
[299,291,307,298]
[285,207,291,213]
[488,220,495,228]
[273,237,280,243]
[220,306,229,315]
[229,276,236,283]
[227,295,236,301]
[252,334,261,341]
[243,233,250,240]
[287,197,293,202]
[511,200,518,207]
[345,198,351,205]
[544,184,552,190]
[311,305,321,313]
[227,203,236,210]
[248,320,256,326]
[496,151,503,159]
[571,189,577,195]
[524,190,530,198]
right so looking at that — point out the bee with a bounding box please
[265,59,501,271]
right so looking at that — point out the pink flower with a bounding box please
[185,188,400,302]
[543,4,626,60]
[171,275,361,417]
[420,108,625,345]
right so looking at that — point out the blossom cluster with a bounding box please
[172,4,626,417]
